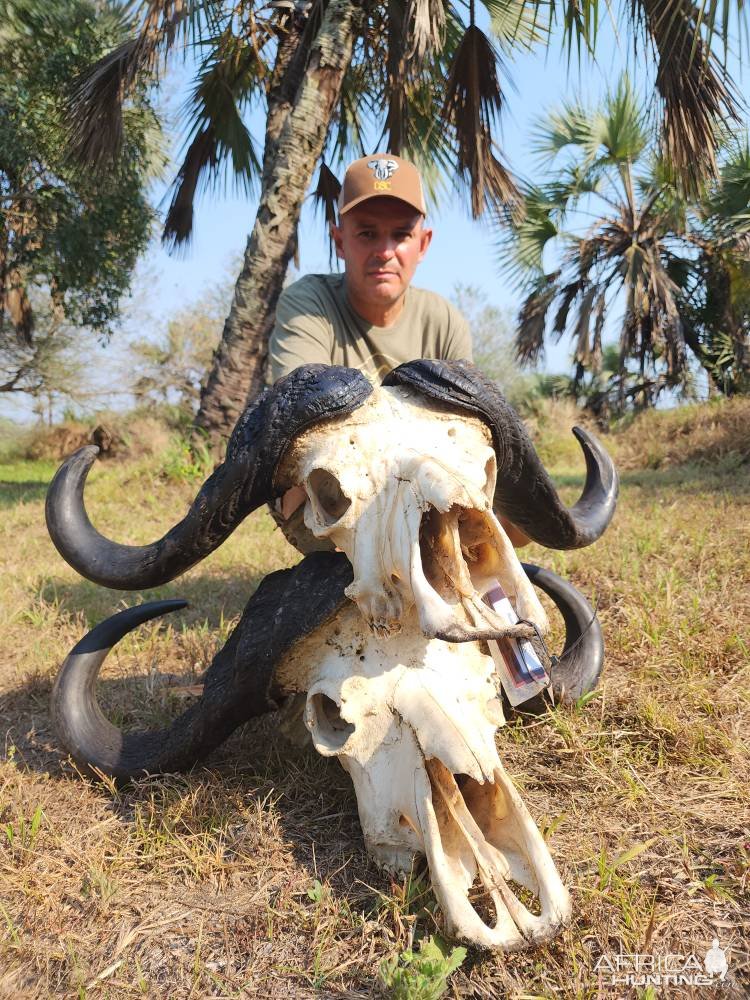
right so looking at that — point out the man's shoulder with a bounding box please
[408,286,465,326]
[280,272,345,309]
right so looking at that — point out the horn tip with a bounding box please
[61,444,101,474]
[570,425,590,444]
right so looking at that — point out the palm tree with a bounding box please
[503,77,749,407]
[512,345,678,424]
[679,140,750,394]
[67,1,746,446]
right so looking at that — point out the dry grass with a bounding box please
[612,396,750,471]
[0,404,748,998]
[17,414,175,463]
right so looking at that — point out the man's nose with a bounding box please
[372,238,397,260]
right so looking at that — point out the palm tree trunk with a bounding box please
[194,0,359,448]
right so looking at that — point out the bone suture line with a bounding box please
[426,759,542,938]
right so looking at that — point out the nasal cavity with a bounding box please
[308,693,355,751]
[308,468,351,525]
[483,455,497,502]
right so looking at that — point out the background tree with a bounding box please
[68,0,746,448]
[502,78,750,409]
[0,0,162,365]
[513,344,700,425]
[129,280,231,421]
[678,140,750,395]
[450,283,520,393]
[0,292,103,424]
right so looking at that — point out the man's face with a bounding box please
[331,197,433,317]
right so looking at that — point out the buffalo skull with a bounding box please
[46,360,618,950]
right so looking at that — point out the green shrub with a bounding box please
[379,935,467,999]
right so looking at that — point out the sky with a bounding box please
[1,10,746,422]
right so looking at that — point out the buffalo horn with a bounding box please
[522,562,604,704]
[51,552,353,782]
[46,366,373,590]
[384,358,618,549]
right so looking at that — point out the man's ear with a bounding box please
[417,223,433,261]
[331,220,345,260]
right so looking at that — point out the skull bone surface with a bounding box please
[288,384,549,642]
[277,384,571,948]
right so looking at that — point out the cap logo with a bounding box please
[368,158,398,182]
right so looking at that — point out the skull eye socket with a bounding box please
[307,468,351,525]
[306,693,355,754]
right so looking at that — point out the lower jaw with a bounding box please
[414,759,571,950]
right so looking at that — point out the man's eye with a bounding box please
[358,230,374,238]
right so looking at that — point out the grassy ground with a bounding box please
[0,402,748,998]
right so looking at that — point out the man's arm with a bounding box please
[267,281,333,385]
[443,302,473,363]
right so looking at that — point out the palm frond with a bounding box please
[442,23,519,216]
[534,77,648,168]
[333,4,460,205]
[647,248,686,374]
[68,1,196,167]
[406,0,447,59]
[327,36,372,165]
[312,161,342,227]
[162,33,265,247]
[553,277,584,336]
[505,184,560,277]
[481,0,550,50]
[545,162,607,211]
[532,100,607,163]
[67,37,139,168]
[573,283,597,364]
[621,238,686,376]
[162,126,218,250]
[186,36,265,185]
[383,32,462,199]
[716,139,750,217]
[705,137,750,244]
[515,274,559,364]
[561,0,600,59]
[631,0,740,192]
[591,289,606,371]
[600,76,649,163]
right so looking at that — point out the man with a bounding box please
[268,152,474,551]
[267,152,472,390]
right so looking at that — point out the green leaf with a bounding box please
[379,935,467,999]
[575,689,601,710]
[307,879,324,902]
[611,837,658,870]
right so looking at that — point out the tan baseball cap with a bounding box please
[337,153,427,217]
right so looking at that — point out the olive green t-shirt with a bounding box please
[267,273,472,385]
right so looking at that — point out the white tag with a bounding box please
[484,582,549,707]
